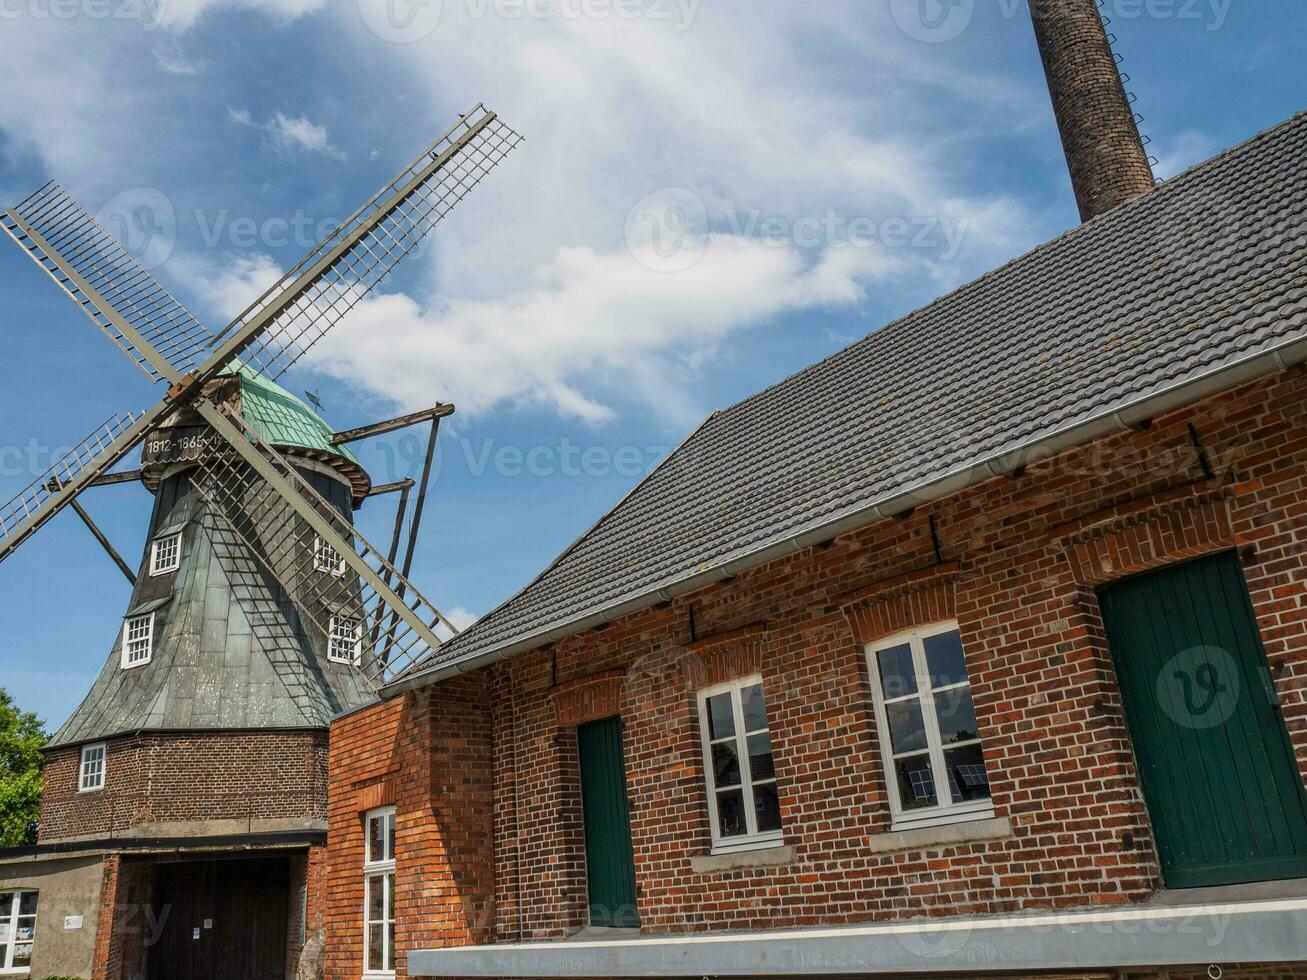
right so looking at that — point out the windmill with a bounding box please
[0,102,520,979]
[0,103,521,694]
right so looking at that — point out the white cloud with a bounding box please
[291,2,1036,424]
[309,237,900,425]
[150,0,327,32]
[267,112,345,159]
[153,38,205,75]
[447,607,480,630]
[0,3,1045,432]
[1153,130,1216,180]
[185,252,283,320]
[228,109,345,159]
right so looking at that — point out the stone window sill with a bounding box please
[690,844,797,875]
[866,815,1013,854]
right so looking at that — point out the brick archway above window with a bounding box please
[355,779,395,813]
[679,622,768,691]
[1052,480,1235,586]
[549,672,626,727]
[840,564,959,646]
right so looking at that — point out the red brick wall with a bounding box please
[287,842,328,977]
[90,855,153,980]
[326,368,1307,971]
[325,675,495,980]
[40,730,328,841]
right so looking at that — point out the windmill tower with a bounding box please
[0,105,521,980]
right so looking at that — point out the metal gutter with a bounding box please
[0,829,325,860]
[409,894,1307,977]
[384,334,1307,698]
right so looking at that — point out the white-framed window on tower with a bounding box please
[0,889,37,975]
[697,676,783,853]
[120,612,155,668]
[328,615,363,665]
[79,742,106,792]
[149,531,182,575]
[313,535,346,577]
[866,622,994,830]
[363,807,396,976]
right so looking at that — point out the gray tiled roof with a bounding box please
[410,110,1307,683]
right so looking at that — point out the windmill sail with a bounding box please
[187,403,457,688]
[1,183,212,383]
[201,103,523,383]
[0,411,153,564]
[0,100,518,627]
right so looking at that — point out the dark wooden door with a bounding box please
[577,716,639,927]
[149,857,290,980]
[1099,551,1307,887]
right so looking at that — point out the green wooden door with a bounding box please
[577,716,639,927]
[1099,551,1307,887]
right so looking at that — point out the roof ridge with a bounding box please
[709,109,1307,424]
[451,408,722,643]
[423,108,1307,678]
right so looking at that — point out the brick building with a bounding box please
[322,89,1307,980]
[0,367,374,980]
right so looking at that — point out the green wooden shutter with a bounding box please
[577,716,639,927]
[1099,551,1307,887]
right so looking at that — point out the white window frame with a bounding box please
[120,612,155,669]
[363,806,396,977]
[313,535,346,577]
[697,675,783,854]
[866,622,995,831]
[0,889,37,975]
[328,615,363,665]
[78,742,106,793]
[149,532,182,575]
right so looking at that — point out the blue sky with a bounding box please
[0,0,1303,730]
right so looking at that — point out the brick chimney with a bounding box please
[1028,0,1155,221]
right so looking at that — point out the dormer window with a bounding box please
[150,532,182,575]
[121,612,155,668]
[329,615,363,664]
[314,535,347,577]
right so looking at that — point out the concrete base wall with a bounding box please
[0,852,104,979]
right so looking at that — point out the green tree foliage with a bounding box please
[0,688,46,847]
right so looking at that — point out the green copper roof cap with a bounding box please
[225,362,371,501]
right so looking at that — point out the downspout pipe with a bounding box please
[378,335,1307,700]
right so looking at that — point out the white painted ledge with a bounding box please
[689,845,796,875]
[866,815,1012,853]
[409,895,1307,977]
